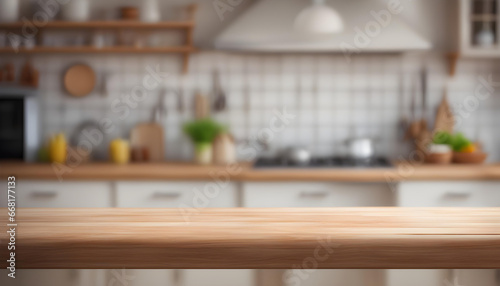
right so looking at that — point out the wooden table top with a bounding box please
[1,208,499,269]
[2,162,500,181]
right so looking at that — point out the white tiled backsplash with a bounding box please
[2,52,500,161]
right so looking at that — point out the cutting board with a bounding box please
[130,123,164,162]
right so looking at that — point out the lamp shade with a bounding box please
[294,1,344,34]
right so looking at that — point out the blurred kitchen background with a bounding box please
[2,1,500,286]
[1,0,499,164]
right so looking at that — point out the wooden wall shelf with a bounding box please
[0,21,194,30]
[0,4,198,73]
[0,46,196,54]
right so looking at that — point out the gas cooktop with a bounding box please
[253,156,392,169]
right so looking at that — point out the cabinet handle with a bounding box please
[299,191,328,198]
[152,192,181,199]
[443,192,471,200]
[30,191,58,198]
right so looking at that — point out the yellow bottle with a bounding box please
[110,139,130,164]
[49,133,67,164]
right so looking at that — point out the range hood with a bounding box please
[215,0,431,52]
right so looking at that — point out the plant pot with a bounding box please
[425,152,453,164]
[194,143,212,165]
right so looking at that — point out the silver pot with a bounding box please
[282,147,311,165]
[345,138,375,160]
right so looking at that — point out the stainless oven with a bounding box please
[0,86,40,161]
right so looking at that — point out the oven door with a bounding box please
[0,97,25,160]
[0,89,39,161]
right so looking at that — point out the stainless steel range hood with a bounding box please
[214,0,431,52]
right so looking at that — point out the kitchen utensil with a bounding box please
[121,7,139,20]
[397,73,409,145]
[141,0,160,22]
[61,0,90,22]
[452,152,487,164]
[130,123,164,162]
[282,147,311,165]
[101,73,109,97]
[420,66,428,132]
[64,64,96,97]
[152,89,167,124]
[406,77,421,140]
[194,92,209,119]
[475,0,495,46]
[0,0,19,23]
[345,137,375,160]
[177,81,185,113]
[213,133,236,165]
[212,70,227,112]
[433,91,454,134]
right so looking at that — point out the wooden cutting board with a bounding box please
[130,123,164,162]
[64,64,96,97]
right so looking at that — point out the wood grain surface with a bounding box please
[1,208,499,269]
[1,162,500,181]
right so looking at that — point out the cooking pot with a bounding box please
[345,138,375,160]
[281,147,311,165]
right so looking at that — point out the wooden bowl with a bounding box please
[425,152,453,164]
[452,152,488,164]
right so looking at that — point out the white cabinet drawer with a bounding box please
[243,182,392,207]
[183,270,254,286]
[116,182,238,208]
[397,182,500,207]
[0,181,112,208]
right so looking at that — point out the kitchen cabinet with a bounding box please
[397,181,500,207]
[394,182,500,286]
[116,181,238,208]
[183,270,254,286]
[0,180,112,208]
[0,270,88,286]
[0,181,111,286]
[244,182,389,286]
[116,181,249,286]
[385,270,446,286]
[109,269,177,286]
[243,182,393,207]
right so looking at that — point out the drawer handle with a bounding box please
[299,191,328,198]
[152,192,181,199]
[30,191,58,198]
[443,192,471,200]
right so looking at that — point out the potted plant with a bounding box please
[183,119,225,165]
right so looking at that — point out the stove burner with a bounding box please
[253,156,392,169]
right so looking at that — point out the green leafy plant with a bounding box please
[450,132,471,152]
[432,131,471,152]
[432,131,452,145]
[183,119,225,145]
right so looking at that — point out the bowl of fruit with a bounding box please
[433,132,487,164]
